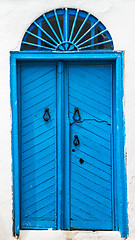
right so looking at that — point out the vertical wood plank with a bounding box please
[112,63,119,230]
[64,64,70,230]
[116,55,128,238]
[57,61,64,229]
[10,56,20,237]
[109,64,115,231]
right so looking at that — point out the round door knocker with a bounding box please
[73,107,81,121]
[43,108,51,121]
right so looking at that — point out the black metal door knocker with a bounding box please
[73,135,80,146]
[73,107,81,121]
[43,108,51,121]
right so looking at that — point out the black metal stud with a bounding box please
[79,158,84,164]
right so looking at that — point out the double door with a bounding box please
[19,60,114,230]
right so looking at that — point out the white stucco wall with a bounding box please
[0,0,135,239]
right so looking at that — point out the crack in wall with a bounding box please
[70,118,111,126]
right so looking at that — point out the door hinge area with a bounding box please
[13,218,19,239]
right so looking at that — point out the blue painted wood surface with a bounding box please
[11,51,128,238]
[20,64,57,229]
[10,56,20,237]
[57,61,64,229]
[68,64,113,229]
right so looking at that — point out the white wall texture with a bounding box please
[0,0,135,239]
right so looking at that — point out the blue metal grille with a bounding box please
[21,8,114,51]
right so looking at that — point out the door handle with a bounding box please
[73,107,81,121]
[43,108,50,121]
[73,135,80,146]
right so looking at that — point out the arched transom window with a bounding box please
[21,8,114,51]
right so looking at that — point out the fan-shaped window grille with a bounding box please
[21,8,114,51]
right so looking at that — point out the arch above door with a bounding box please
[21,8,114,51]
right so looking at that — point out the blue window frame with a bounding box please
[10,51,128,238]
[21,8,114,51]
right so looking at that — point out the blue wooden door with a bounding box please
[19,61,113,230]
[20,63,57,229]
[68,63,113,230]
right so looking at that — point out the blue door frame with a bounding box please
[10,51,128,238]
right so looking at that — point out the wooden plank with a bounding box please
[10,55,20,237]
[63,65,70,229]
[57,61,64,229]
